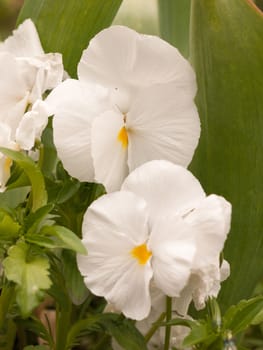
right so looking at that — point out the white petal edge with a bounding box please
[122,160,206,224]
[0,19,44,57]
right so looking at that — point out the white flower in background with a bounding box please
[0,19,63,140]
[0,19,64,190]
[77,160,231,320]
[47,25,200,192]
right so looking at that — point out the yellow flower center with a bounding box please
[117,126,128,149]
[130,243,152,265]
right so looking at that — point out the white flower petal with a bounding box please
[0,53,30,134]
[77,191,152,320]
[0,19,44,57]
[22,53,64,102]
[126,83,200,169]
[78,25,196,91]
[184,194,232,268]
[91,110,129,192]
[16,100,49,150]
[149,215,196,297]
[47,79,110,182]
[122,160,205,222]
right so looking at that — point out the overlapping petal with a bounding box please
[149,215,196,297]
[91,110,129,192]
[122,160,205,222]
[126,83,200,170]
[47,79,110,182]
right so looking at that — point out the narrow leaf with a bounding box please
[223,297,263,335]
[40,225,87,254]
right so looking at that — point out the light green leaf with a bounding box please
[0,209,21,242]
[0,148,47,212]
[3,241,51,316]
[17,0,123,77]
[40,225,87,254]
[158,0,191,57]
[190,0,263,310]
[223,296,263,335]
[0,187,30,209]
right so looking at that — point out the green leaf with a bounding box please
[17,0,123,77]
[190,0,263,310]
[66,313,147,350]
[0,187,30,209]
[3,241,51,316]
[62,250,89,305]
[182,320,217,347]
[0,148,47,212]
[223,297,263,335]
[40,225,87,254]
[24,346,49,350]
[0,209,21,242]
[25,204,54,234]
[158,0,191,57]
[17,317,53,348]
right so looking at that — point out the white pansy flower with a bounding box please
[47,26,200,192]
[0,19,63,139]
[77,160,231,320]
[122,160,231,314]
[0,123,19,191]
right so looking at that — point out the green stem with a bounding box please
[164,296,172,350]
[145,312,165,343]
[0,319,16,350]
[55,301,72,350]
[0,284,16,349]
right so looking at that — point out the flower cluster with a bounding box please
[0,20,232,349]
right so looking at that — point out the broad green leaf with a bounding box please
[3,241,51,316]
[0,187,30,209]
[0,148,47,212]
[190,0,263,310]
[17,0,123,77]
[223,297,263,335]
[158,0,191,57]
[62,250,89,305]
[66,313,147,350]
[40,225,87,254]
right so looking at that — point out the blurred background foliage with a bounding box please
[0,0,159,40]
